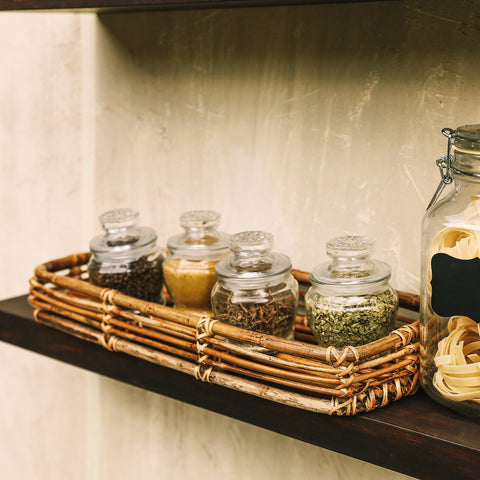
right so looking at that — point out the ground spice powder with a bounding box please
[163,258,217,313]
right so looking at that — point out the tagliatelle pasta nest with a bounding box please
[427,201,480,299]
[430,195,480,259]
[428,196,480,402]
[434,316,480,402]
[430,228,480,259]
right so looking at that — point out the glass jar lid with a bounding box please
[215,231,292,287]
[167,210,229,260]
[453,124,480,153]
[89,208,157,262]
[310,235,391,288]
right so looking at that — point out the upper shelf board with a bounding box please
[0,0,398,13]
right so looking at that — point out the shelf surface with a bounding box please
[0,0,397,12]
[1,294,480,479]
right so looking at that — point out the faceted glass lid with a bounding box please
[90,208,157,259]
[167,210,229,258]
[310,235,391,286]
[215,231,292,282]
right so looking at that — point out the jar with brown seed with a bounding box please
[211,231,299,352]
[88,208,165,303]
[163,210,230,315]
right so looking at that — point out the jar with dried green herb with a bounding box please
[88,208,165,303]
[211,231,299,352]
[305,235,398,348]
[163,210,229,315]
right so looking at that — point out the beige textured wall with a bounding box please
[1,2,480,478]
[0,12,89,480]
[94,2,480,294]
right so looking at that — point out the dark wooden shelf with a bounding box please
[1,295,480,479]
[0,0,397,13]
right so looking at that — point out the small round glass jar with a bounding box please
[163,210,229,314]
[211,231,299,350]
[88,208,165,303]
[305,235,398,348]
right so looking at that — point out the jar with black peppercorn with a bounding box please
[211,231,299,352]
[88,208,165,303]
[163,210,230,315]
[305,235,398,348]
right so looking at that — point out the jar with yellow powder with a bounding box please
[421,124,480,420]
[163,210,229,315]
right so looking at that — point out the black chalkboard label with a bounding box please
[431,253,480,323]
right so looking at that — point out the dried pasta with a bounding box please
[429,195,480,402]
[430,227,480,260]
[433,316,480,402]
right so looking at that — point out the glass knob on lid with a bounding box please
[166,210,229,260]
[100,208,141,246]
[215,231,292,283]
[326,235,375,278]
[311,235,391,288]
[229,231,274,272]
[180,210,221,245]
[90,208,157,261]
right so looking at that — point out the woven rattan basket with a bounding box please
[28,252,420,416]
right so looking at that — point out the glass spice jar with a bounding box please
[420,125,480,420]
[211,231,299,351]
[163,210,229,315]
[88,208,165,303]
[305,235,398,348]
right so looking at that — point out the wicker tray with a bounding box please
[28,252,420,416]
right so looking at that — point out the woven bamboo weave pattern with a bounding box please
[28,252,420,416]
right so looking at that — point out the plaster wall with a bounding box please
[0,12,89,480]
[1,2,480,478]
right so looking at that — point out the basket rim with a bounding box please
[32,252,419,363]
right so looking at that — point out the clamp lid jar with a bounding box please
[163,210,229,314]
[305,235,398,348]
[211,231,299,350]
[88,208,164,303]
[420,124,480,420]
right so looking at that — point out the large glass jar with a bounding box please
[420,124,480,420]
[88,208,165,303]
[305,235,398,348]
[163,210,229,315]
[211,231,299,351]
